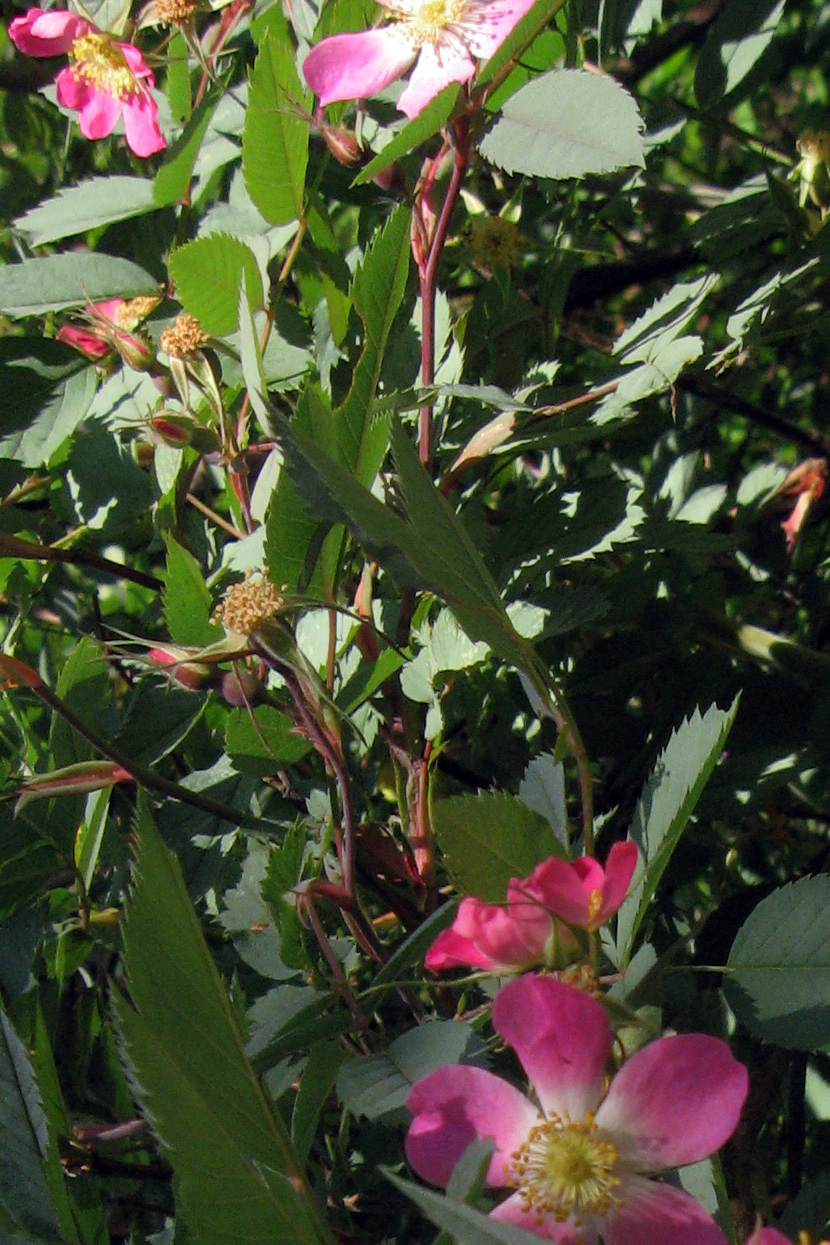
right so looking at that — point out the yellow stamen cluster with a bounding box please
[71,32,137,99]
[469,216,523,270]
[509,1109,620,1225]
[586,888,603,925]
[214,574,284,637]
[398,0,467,47]
[556,962,600,996]
[152,0,199,24]
[160,313,210,359]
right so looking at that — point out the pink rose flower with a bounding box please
[424,841,637,972]
[302,0,539,119]
[407,975,749,1244]
[746,1229,827,1245]
[8,8,165,156]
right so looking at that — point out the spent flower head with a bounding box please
[8,8,165,156]
[303,0,539,119]
[214,573,285,639]
[407,974,749,1244]
[160,313,211,359]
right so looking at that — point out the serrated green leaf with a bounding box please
[169,233,264,335]
[726,876,830,1050]
[351,86,459,186]
[115,797,334,1245]
[154,94,220,206]
[616,697,740,964]
[480,69,645,179]
[225,705,311,776]
[161,535,221,645]
[13,176,157,246]
[242,21,309,225]
[0,253,158,317]
[432,792,566,901]
[292,1042,348,1163]
[335,206,410,482]
[337,1022,474,1120]
[0,1007,62,1243]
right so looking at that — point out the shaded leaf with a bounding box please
[14,176,157,246]
[432,792,566,901]
[726,876,830,1050]
[337,1022,475,1121]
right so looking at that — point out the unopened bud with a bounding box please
[220,667,266,707]
[111,328,155,371]
[148,645,216,691]
[372,161,406,196]
[56,323,111,360]
[16,761,133,812]
[319,123,363,167]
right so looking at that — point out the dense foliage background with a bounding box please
[2,0,830,1239]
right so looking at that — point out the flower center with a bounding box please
[509,1109,621,1224]
[401,0,468,48]
[586,887,604,924]
[71,33,137,99]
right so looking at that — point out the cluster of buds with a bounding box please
[147,644,267,707]
[57,295,159,369]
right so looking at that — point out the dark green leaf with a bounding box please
[161,535,222,645]
[432,792,566,901]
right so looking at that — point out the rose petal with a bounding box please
[120,40,155,85]
[595,840,638,922]
[596,1034,748,1170]
[490,1192,597,1242]
[492,976,610,1116]
[603,1176,728,1245]
[424,924,506,971]
[9,8,90,55]
[55,66,94,109]
[123,91,166,156]
[746,1229,792,1245]
[459,0,541,59]
[397,39,475,117]
[303,29,415,107]
[406,1064,536,1187]
[76,88,122,140]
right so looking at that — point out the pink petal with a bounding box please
[459,0,540,60]
[490,1192,597,1242]
[9,8,90,55]
[492,976,610,1117]
[397,39,475,118]
[596,1034,748,1170]
[55,324,110,358]
[120,40,155,85]
[525,856,596,927]
[302,29,415,107]
[596,840,638,921]
[406,1064,537,1187]
[89,299,127,321]
[122,90,166,156]
[603,1176,728,1245]
[55,66,95,110]
[76,88,122,140]
[424,924,506,971]
[746,1230,792,1245]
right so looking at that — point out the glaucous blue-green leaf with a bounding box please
[480,69,645,179]
[726,876,830,1050]
[168,233,264,335]
[0,253,158,317]
[242,15,309,225]
[161,535,221,646]
[291,1042,348,1164]
[433,791,566,901]
[616,697,740,964]
[0,1006,63,1242]
[695,0,786,108]
[336,1021,476,1120]
[115,798,334,1245]
[13,176,157,246]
